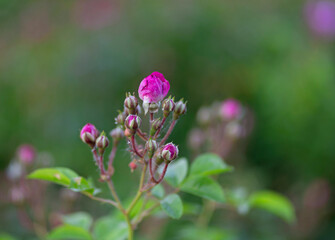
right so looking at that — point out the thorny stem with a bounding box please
[159,120,176,146]
[127,162,147,214]
[153,116,166,139]
[149,158,169,184]
[131,135,143,158]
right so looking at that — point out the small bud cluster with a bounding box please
[189,98,252,158]
[80,71,187,185]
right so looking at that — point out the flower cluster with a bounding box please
[188,99,252,158]
[80,72,186,186]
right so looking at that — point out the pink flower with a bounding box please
[138,72,170,103]
[161,143,179,161]
[305,1,335,39]
[80,123,99,145]
[220,99,242,120]
[17,144,36,164]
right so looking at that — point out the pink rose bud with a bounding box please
[125,114,141,133]
[129,161,137,172]
[138,72,170,103]
[96,132,109,150]
[80,123,99,147]
[220,99,242,120]
[17,144,36,164]
[124,93,138,114]
[173,99,187,120]
[161,143,179,162]
[162,96,175,117]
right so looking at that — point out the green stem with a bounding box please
[126,163,147,214]
[107,180,133,240]
[196,199,216,228]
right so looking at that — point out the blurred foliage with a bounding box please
[1,0,335,239]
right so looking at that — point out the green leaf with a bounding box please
[190,153,233,177]
[151,184,165,199]
[62,212,93,231]
[48,224,92,240]
[28,167,79,187]
[181,176,225,202]
[69,177,96,195]
[249,191,295,223]
[93,216,128,240]
[164,158,188,187]
[160,194,183,219]
[0,233,17,240]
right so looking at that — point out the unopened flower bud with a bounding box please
[150,118,161,136]
[125,115,142,134]
[173,99,187,120]
[115,111,127,126]
[17,144,36,165]
[129,161,137,172]
[220,99,242,120]
[162,96,175,117]
[124,93,138,114]
[161,143,179,162]
[146,139,158,158]
[110,127,124,143]
[96,132,109,152]
[80,123,99,147]
[138,72,170,103]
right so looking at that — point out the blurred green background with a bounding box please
[1,0,335,239]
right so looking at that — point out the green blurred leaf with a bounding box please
[178,226,234,240]
[190,153,232,177]
[160,194,183,219]
[164,158,188,187]
[151,184,165,199]
[62,212,93,231]
[181,176,225,202]
[249,191,295,223]
[93,216,128,240]
[48,224,92,240]
[28,168,79,186]
[0,233,16,240]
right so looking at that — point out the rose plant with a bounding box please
[25,73,295,240]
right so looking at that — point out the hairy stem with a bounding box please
[149,158,169,184]
[137,129,148,141]
[159,120,176,146]
[131,135,143,158]
[107,142,118,176]
[153,117,166,139]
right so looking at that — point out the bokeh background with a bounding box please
[1,0,335,239]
